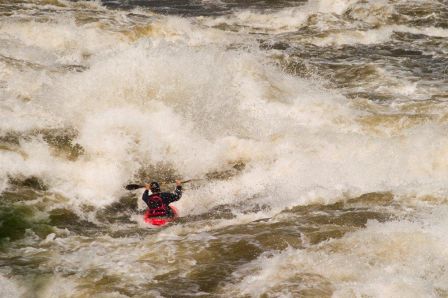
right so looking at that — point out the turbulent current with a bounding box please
[1,0,448,297]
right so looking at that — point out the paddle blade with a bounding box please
[125,184,144,190]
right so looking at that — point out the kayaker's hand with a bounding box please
[145,183,150,190]
[175,180,182,186]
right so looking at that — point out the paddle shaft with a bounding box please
[125,179,202,190]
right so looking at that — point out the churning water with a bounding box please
[1,0,448,296]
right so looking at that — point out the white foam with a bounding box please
[1,2,448,216]
[39,233,198,289]
[1,2,447,297]
[0,274,25,298]
[200,0,387,33]
[0,19,120,65]
[311,25,448,47]
[222,207,448,297]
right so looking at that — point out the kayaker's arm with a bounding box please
[165,180,182,204]
[142,184,151,206]
[142,190,151,206]
[173,184,182,200]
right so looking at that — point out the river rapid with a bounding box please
[1,0,448,297]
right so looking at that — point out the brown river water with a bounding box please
[1,0,448,296]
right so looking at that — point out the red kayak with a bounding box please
[144,206,178,226]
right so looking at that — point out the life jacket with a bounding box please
[147,194,168,217]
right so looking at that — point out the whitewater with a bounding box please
[1,0,448,297]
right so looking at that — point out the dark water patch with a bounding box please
[0,256,53,280]
[0,190,41,203]
[96,195,138,224]
[219,220,303,250]
[188,240,261,293]
[265,273,334,298]
[179,205,236,225]
[400,55,448,79]
[154,237,263,295]
[285,192,394,244]
[304,210,388,228]
[356,106,442,133]
[0,205,34,244]
[205,161,246,181]
[0,54,48,72]
[1,128,85,161]
[260,40,291,51]
[108,227,155,238]
[0,132,21,145]
[76,273,139,297]
[145,276,205,297]
[180,202,271,227]
[301,225,351,246]
[389,48,423,57]
[253,227,302,250]
[322,63,379,89]
[289,192,395,213]
[273,43,386,88]
[0,9,13,17]
[134,162,180,187]
[433,93,448,102]
[48,208,80,226]
[275,52,320,80]
[396,2,448,28]
[344,6,401,24]
[8,176,48,191]
[346,191,394,206]
[0,53,88,75]
[346,92,394,103]
[0,190,60,243]
[49,208,98,233]
[100,0,306,17]
[242,222,303,251]
[59,64,89,72]
[436,288,448,297]
[40,128,85,161]
[0,202,53,247]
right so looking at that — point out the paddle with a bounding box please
[125,184,145,190]
[125,179,203,190]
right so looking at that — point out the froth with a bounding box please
[2,1,448,215]
[0,20,120,65]
[0,274,24,298]
[221,208,448,296]
[200,0,390,33]
[311,25,448,47]
[177,124,448,217]
[41,36,362,208]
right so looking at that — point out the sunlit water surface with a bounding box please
[1,0,448,296]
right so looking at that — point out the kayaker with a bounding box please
[142,180,182,217]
